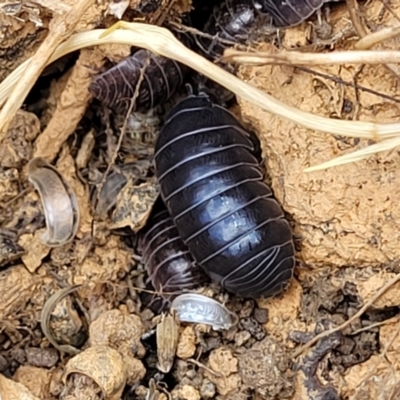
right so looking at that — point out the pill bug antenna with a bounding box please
[184,82,194,96]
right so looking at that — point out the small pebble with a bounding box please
[0,355,8,372]
[240,317,266,341]
[238,300,254,318]
[25,347,59,368]
[200,379,216,399]
[234,330,251,347]
[253,307,268,324]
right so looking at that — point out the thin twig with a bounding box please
[353,318,400,396]
[94,55,150,213]
[186,358,223,378]
[297,66,400,104]
[293,273,400,357]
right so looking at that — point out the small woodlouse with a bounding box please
[198,0,327,59]
[138,199,208,298]
[154,94,295,299]
[89,49,187,113]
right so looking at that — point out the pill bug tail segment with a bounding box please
[154,94,295,299]
[137,198,209,305]
[89,49,188,114]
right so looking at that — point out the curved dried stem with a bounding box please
[2,22,400,171]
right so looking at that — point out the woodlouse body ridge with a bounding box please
[138,199,208,299]
[89,49,187,113]
[154,94,295,299]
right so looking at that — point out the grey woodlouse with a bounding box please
[89,49,187,113]
[138,199,208,299]
[154,93,295,299]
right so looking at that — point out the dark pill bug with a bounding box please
[198,0,328,60]
[137,199,209,301]
[154,93,295,299]
[89,49,187,113]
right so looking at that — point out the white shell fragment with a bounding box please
[28,157,80,247]
[171,294,238,331]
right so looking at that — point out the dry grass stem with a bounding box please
[304,135,400,172]
[0,0,94,139]
[3,22,400,171]
[293,273,400,358]
[355,26,400,49]
[221,47,400,66]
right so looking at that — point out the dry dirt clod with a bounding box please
[13,365,52,399]
[0,373,41,400]
[205,348,241,397]
[177,325,197,360]
[156,311,180,373]
[172,384,201,400]
[89,309,147,384]
[0,110,40,169]
[239,337,294,399]
[89,308,145,357]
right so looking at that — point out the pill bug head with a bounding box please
[137,198,209,310]
[196,0,273,61]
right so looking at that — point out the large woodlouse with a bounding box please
[138,199,208,299]
[154,94,295,299]
[89,49,187,113]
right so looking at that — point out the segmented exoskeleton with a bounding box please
[258,0,328,27]
[154,93,295,299]
[197,0,328,60]
[138,199,209,300]
[89,49,187,113]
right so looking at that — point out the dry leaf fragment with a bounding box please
[18,230,50,272]
[205,348,241,396]
[0,265,38,318]
[109,180,159,231]
[156,312,180,373]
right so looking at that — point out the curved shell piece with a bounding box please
[28,157,80,247]
[171,293,238,330]
[62,345,126,400]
